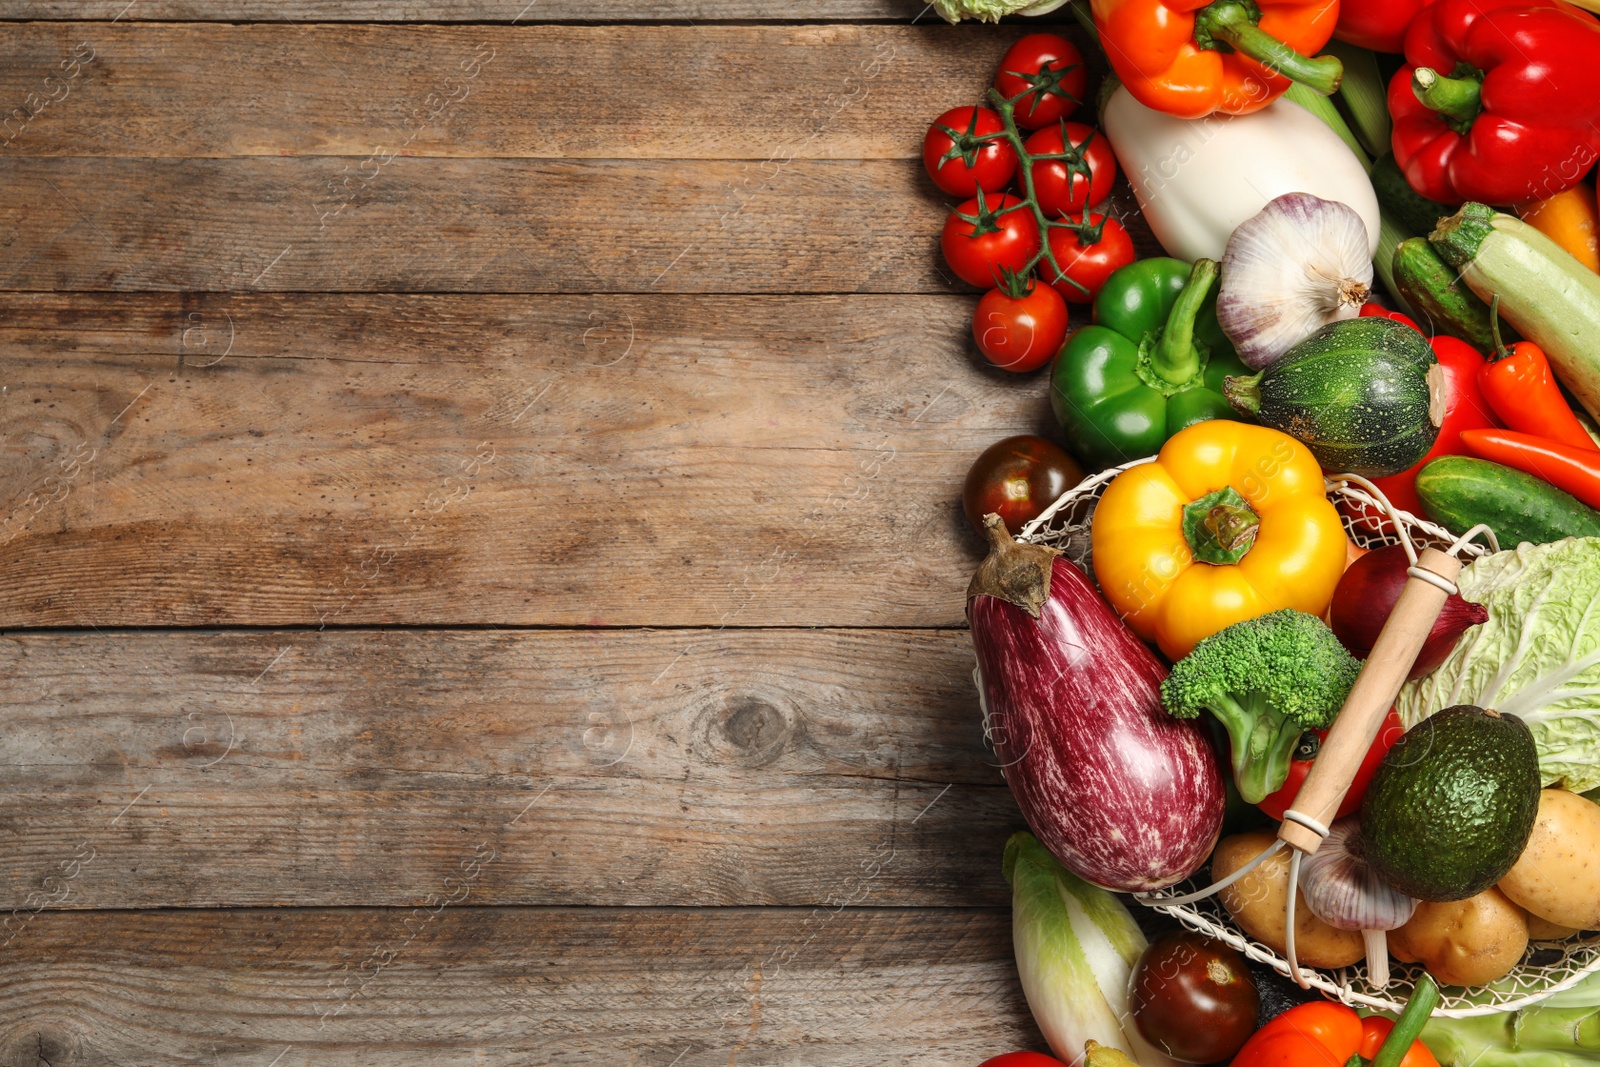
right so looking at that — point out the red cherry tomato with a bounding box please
[1257,708,1405,822]
[973,280,1069,372]
[993,33,1088,130]
[1130,930,1259,1064]
[941,192,1041,289]
[978,1054,1067,1067]
[1025,122,1117,220]
[962,435,1084,536]
[923,106,1018,198]
[1041,213,1134,304]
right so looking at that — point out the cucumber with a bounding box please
[1371,154,1453,237]
[1392,237,1501,350]
[1416,456,1600,547]
[1432,203,1600,424]
[1223,317,1441,477]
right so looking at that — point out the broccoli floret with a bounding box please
[1160,609,1361,805]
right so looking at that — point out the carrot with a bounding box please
[1517,183,1600,274]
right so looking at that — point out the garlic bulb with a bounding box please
[1216,192,1374,370]
[1301,817,1416,988]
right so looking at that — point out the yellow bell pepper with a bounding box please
[1091,421,1346,661]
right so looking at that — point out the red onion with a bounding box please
[968,515,1224,892]
[1330,543,1489,679]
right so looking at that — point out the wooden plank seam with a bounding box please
[652,34,903,289]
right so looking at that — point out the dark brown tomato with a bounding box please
[1129,930,1259,1064]
[962,435,1084,537]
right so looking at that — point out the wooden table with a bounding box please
[0,3,1146,1062]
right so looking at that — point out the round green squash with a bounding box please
[1223,317,1442,477]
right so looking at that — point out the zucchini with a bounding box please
[1432,203,1600,423]
[1392,237,1502,350]
[1371,154,1452,237]
[1416,456,1600,546]
[1223,317,1442,477]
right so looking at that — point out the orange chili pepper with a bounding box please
[1090,0,1343,119]
[1477,298,1597,452]
[1460,428,1600,509]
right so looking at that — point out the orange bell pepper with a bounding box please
[1090,0,1344,119]
[1231,1002,1440,1067]
[1517,182,1600,275]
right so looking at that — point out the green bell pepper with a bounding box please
[1049,257,1249,470]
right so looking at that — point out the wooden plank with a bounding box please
[0,157,912,292]
[0,24,1059,159]
[0,1,1054,21]
[0,157,1152,292]
[0,291,1083,628]
[0,906,1040,1065]
[0,628,1017,909]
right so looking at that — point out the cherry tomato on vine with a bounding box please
[1025,122,1117,219]
[963,435,1084,536]
[977,1055,1066,1067]
[972,279,1068,373]
[941,191,1041,288]
[923,106,1018,198]
[993,33,1087,130]
[1130,930,1259,1064]
[1042,213,1134,304]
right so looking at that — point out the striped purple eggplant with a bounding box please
[968,515,1224,892]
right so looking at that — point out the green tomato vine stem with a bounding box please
[983,86,1100,295]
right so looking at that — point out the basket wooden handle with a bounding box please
[1278,547,1463,855]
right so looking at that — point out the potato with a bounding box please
[1526,914,1580,941]
[1212,832,1365,968]
[1390,887,1528,987]
[1499,789,1600,931]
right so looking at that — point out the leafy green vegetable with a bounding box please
[1160,609,1360,804]
[1410,970,1600,1064]
[1003,832,1180,1067]
[1398,538,1600,792]
[930,0,1066,22]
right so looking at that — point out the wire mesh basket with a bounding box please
[1008,456,1600,1018]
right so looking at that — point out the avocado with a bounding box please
[1359,705,1541,903]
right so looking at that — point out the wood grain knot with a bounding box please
[0,1020,82,1067]
[695,691,801,768]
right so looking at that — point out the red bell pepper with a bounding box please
[1335,0,1435,54]
[1257,708,1404,822]
[1231,1002,1440,1067]
[1354,305,1501,520]
[1389,0,1600,206]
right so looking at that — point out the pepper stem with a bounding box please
[1412,66,1482,133]
[1192,0,1343,96]
[1181,486,1260,566]
[1149,258,1218,386]
[1371,974,1440,1067]
[1487,294,1512,361]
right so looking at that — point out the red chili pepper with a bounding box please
[1389,0,1600,205]
[1477,303,1598,451]
[1356,304,1501,519]
[1257,708,1404,822]
[1335,0,1436,54]
[1460,428,1600,509]
[1231,1001,1440,1067]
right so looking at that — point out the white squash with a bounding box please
[1102,86,1381,264]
